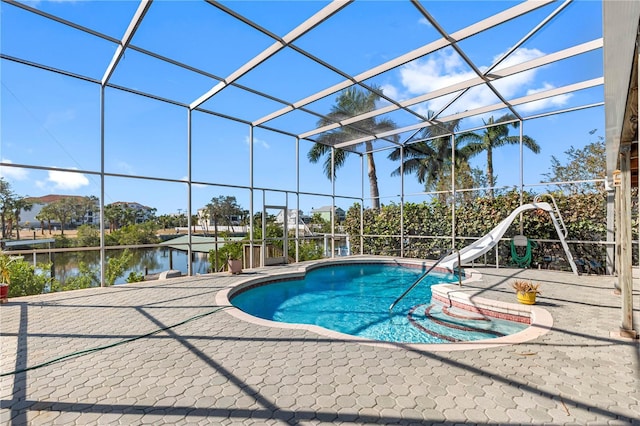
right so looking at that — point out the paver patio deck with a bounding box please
[1,258,639,425]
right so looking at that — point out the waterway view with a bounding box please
[37,247,211,285]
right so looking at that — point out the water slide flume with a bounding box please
[440,202,578,275]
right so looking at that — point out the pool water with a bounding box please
[231,263,527,344]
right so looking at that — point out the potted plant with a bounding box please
[227,255,243,275]
[511,280,541,305]
[225,242,244,275]
[0,255,13,303]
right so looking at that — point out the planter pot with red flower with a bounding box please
[0,284,8,304]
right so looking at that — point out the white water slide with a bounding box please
[440,202,579,275]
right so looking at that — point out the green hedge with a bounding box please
[344,190,614,270]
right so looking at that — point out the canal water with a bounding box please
[39,247,211,285]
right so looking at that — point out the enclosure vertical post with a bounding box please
[519,120,524,235]
[284,198,288,264]
[249,125,254,269]
[186,109,193,276]
[618,144,637,338]
[99,86,105,287]
[331,148,336,258]
[295,137,300,263]
[615,180,621,290]
[400,146,405,258]
[360,154,364,255]
[606,187,616,276]
[450,134,456,249]
[262,191,265,267]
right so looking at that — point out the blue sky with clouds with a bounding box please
[1,0,604,216]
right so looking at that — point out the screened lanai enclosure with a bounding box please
[0,0,637,308]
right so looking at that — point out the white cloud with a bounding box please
[396,47,563,119]
[493,47,545,71]
[418,17,431,27]
[245,135,270,149]
[516,83,572,113]
[0,160,29,180]
[27,0,78,7]
[181,176,206,188]
[400,48,474,96]
[116,161,135,174]
[379,83,400,106]
[46,169,89,190]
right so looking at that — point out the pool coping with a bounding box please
[215,256,554,351]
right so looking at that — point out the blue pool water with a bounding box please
[231,263,528,344]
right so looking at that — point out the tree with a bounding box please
[310,213,331,233]
[0,179,32,239]
[388,118,481,196]
[0,178,15,238]
[206,196,246,271]
[45,196,97,235]
[104,203,152,231]
[11,197,33,240]
[106,223,159,246]
[36,205,55,235]
[104,204,123,232]
[543,134,605,194]
[459,114,540,198]
[308,86,397,210]
[45,198,75,235]
[76,224,100,247]
[156,214,178,230]
[207,196,244,229]
[0,179,17,239]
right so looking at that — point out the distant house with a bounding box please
[310,206,346,223]
[108,201,155,224]
[275,209,312,234]
[275,209,310,226]
[196,207,243,228]
[21,194,99,228]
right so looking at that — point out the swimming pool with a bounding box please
[229,262,528,344]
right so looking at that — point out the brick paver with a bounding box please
[1,259,639,425]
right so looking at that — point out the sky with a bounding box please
[0,0,605,217]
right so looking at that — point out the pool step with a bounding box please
[407,302,507,343]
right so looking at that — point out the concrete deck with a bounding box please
[1,259,639,425]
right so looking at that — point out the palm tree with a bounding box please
[0,178,16,239]
[308,86,397,210]
[104,204,123,232]
[461,114,540,198]
[388,118,479,193]
[12,198,32,240]
[36,206,55,235]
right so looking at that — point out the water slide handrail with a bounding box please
[389,249,461,314]
[534,193,567,238]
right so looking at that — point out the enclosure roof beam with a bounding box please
[101,0,152,87]
[427,0,573,123]
[302,39,602,141]
[3,0,120,44]
[333,77,604,150]
[423,78,604,129]
[189,0,351,111]
[254,0,553,128]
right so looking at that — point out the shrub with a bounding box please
[126,271,145,283]
[0,254,57,297]
[345,191,609,268]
